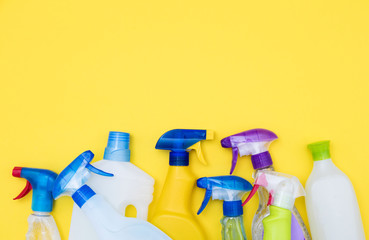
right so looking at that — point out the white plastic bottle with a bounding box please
[69,132,155,240]
[305,141,365,240]
[53,150,171,240]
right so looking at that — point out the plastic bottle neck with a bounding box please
[312,158,336,172]
[32,211,51,216]
[314,158,332,163]
[103,152,130,162]
[255,166,274,173]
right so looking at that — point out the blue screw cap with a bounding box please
[104,131,131,162]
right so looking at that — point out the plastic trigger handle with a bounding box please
[86,164,114,177]
[242,184,259,206]
[230,148,239,174]
[197,188,212,215]
[267,193,273,206]
[189,142,207,165]
[14,181,32,200]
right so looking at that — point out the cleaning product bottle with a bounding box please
[243,170,305,240]
[221,129,310,240]
[150,129,213,240]
[196,176,253,240]
[306,141,365,240]
[53,150,171,240]
[12,167,61,240]
[69,131,155,240]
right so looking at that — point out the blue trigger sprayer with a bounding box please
[12,167,61,240]
[52,150,171,240]
[197,176,253,240]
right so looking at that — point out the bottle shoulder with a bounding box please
[307,160,348,184]
[91,159,154,183]
[306,169,354,197]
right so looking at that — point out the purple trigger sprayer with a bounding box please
[221,129,311,240]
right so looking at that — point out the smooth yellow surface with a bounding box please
[1,0,368,239]
[151,166,206,240]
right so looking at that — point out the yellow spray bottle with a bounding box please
[150,129,213,240]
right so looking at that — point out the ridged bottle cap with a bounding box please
[104,131,130,162]
[308,141,331,161]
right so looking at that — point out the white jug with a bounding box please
[69,132,155,240]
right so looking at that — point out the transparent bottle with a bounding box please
[26,212,61,240]
[221,216,247,240]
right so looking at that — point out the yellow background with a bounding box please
[1,0,369,239]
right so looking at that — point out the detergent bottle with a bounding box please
[243,170,305,240]
[221,129,310,240]
[196,176,253,240]
[53,150,171,240]
[12,167,60,240]
[150,129,213,240]
[69,131,154,240]
[306,141,365,240]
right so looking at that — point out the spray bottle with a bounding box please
[243,170,305,240]
[221,129,310,240]
[196,176,253,240]
[150,129,213,240]
[53,150,171,240]
[12,167,61,240]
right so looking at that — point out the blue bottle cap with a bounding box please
[72,185,96,208]
[223,200,243,217]
[104,131,131,162]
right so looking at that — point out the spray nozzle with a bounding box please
[155,129,213,166]
[221,129,278,174]
[52,150,113,200]
[242,170,305,210]
[12,167,58,212]
[197,176,252,216]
